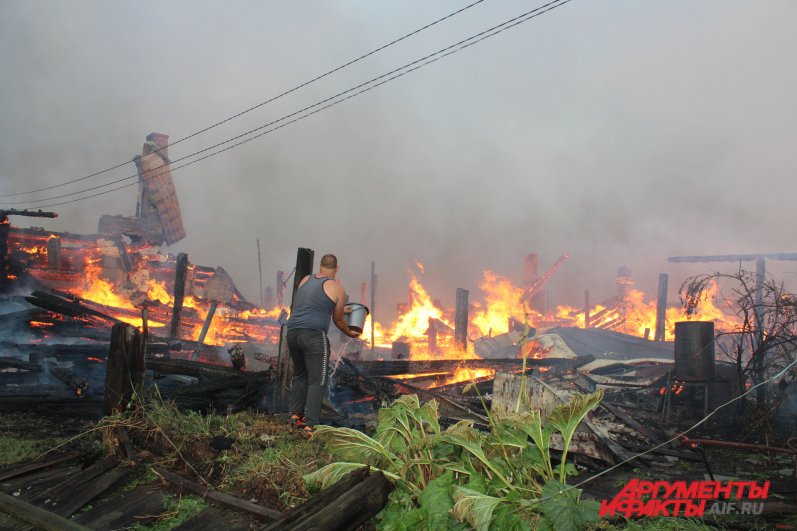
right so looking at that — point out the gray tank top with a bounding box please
[287,275,336,332]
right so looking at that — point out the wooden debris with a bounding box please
[0,491,89,531]
[265,467,394,531]
[153,467,282,523]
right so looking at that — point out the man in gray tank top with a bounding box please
[286,253,360,436]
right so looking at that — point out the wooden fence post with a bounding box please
[104,323,145,416]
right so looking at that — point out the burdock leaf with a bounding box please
[451,486,502,531]
[538,479,600,531]
[304,462,398,490]
[419,470,456,529]
[546,391,604,444]
[418,398,441,434]
[312,426,396,468]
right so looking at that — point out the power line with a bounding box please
[0,0,487,198]
[533,356,797,506]
[10,0,574,210]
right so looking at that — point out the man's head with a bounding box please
[319,254,338,278]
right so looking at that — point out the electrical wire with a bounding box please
[4,0,574,210]
[535,356,797,504]
[0,0,487,198]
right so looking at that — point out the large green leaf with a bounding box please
[312,426,397,469]
[375,405,413,455]
[490,504,533,531]
[488,422,528,450]
[537,479,600,531]
[304,462,400,490]
[546,390,603,482]
[505,410,554,480]
[378,506,425,531]
[418,470,456,529]
[451,486,503,531]
[418,398,441,435]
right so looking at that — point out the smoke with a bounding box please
[2,0,796,322]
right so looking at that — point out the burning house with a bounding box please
[0,133,756,450]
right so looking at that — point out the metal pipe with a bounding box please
[681,437,797,456]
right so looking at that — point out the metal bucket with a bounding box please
[345,303,370,333]
[674,321,715,381]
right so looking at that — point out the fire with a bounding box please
[442,367,495,386]
[75,259,136,310]
[471,271,530,337]
[366,266,743,358]
[147,279,172,305]
[388,273,449,344]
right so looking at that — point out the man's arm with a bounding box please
[331,284,360,338]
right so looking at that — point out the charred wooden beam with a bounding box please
[274,247,314,412]
[196,301,218,344]
[46,236,62,269]
[0,357,43,372]
[145,355,243,379]
[339,357,390,404]
[169,253,188,340]
[26,289,121,324]
[654,273,668,341]
[584,289,591,328]
[454,288,468,350]
[104,323,145,416]
[50,367,89,398]
[265,467,393,531]
[0,209,58,218]
[160,371,272,397]
[351,357,592,376]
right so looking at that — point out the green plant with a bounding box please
[306,391,604,530]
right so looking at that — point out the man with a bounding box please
[287,253,360,436]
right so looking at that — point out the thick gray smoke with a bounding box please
[1,0,796,323]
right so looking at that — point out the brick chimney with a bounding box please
[145,132,169,159]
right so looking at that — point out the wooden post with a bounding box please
[454,288,469,351]
[169,253,188,340]
[0,216,9,287]
[257,239,264,307]
[104,323,145,416]
[427,317,438,354]
[197,301,219,344]
[370,261,376,351]
[274,248,314,412]
[654,273,668,341]
[276,270,285,307]
[46,236,62,270]
[584,289,591,329]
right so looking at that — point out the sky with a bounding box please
[1,0,796,323]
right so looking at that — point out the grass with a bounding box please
[0,435,54,465]
[129,494,208,531]
[101,395,332,511]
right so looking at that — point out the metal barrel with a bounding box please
[673,321,715,381]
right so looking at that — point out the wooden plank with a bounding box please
[264,467,369,530]
[52,467,130,517]
[73,486,165,529]
[285,470,393,531]
[153,467,281,522]
[0,491,90,531]
[171,506,253,531]
[2,468,80,499]
[34,457,120,507]
[0,511,34,531]
[0,452,81,483]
